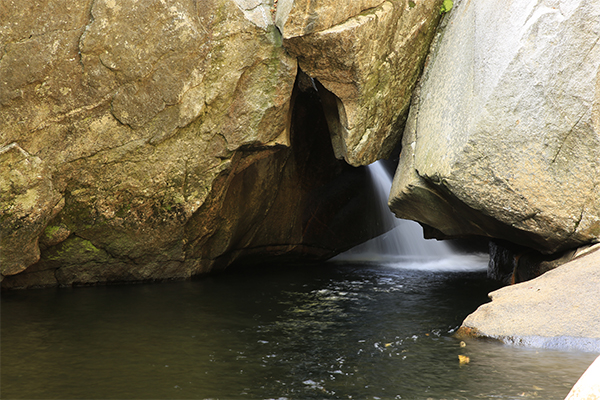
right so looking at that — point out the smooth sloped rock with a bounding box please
[389,0,600,254]
[282,0,443,166]
[459,245,600,352]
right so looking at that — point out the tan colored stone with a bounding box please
[275,0,385,38]
[460,246,600,352]
[0,143,63,277]
[0,0,297,283]
[1,0,445,288]
[283,0,443,166]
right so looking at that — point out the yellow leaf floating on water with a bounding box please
[458,355,470,364]
[385,343,392,347]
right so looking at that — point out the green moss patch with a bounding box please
[45,236,110,265]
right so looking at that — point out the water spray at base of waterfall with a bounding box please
[332,161,488,272]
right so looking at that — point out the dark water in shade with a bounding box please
[1,262,596,400]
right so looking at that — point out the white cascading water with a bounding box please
[333,161,487,271]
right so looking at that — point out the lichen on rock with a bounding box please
[281,0,443,166]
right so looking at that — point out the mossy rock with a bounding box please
[44,236,111,265]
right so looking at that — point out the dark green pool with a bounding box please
[1,261,596,399]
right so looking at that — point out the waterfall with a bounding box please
[332,161,487,271]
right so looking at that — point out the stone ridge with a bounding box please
[458,245,600,352]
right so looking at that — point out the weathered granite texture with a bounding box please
[281,0,443,166]
[1,0,295,285]
[2,0,439,288]
[389,0,600,255]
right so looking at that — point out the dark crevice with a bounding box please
[193,67,381,272]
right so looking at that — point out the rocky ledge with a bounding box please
[458,244,600,353]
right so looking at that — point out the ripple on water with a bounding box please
[1,262,595,399]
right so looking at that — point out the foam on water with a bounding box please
[332,161,487,272]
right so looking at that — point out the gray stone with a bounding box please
[389,0,600,254]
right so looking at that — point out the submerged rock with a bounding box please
[389,0,600,254]
[458,245,600,352]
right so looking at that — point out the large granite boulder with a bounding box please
[280,0,443,166]
[3,0,441,288]
[0,0,296,284]
[389,0,600,254]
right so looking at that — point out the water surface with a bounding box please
[1,262,596,399]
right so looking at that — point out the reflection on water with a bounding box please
[1,263,596,399]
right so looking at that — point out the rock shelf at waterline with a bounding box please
[458,245,600,353]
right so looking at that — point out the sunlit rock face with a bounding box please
[0,0,296,285]
[389,0,600,255]
[5,0,429,288]
[279,0,443,166]
[0,0,458,289]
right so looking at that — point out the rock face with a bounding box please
[389,0,600,255]
[1,0,440,288]
[1,0,295,286]
[280,0,443,166]
[459,245,600,352]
